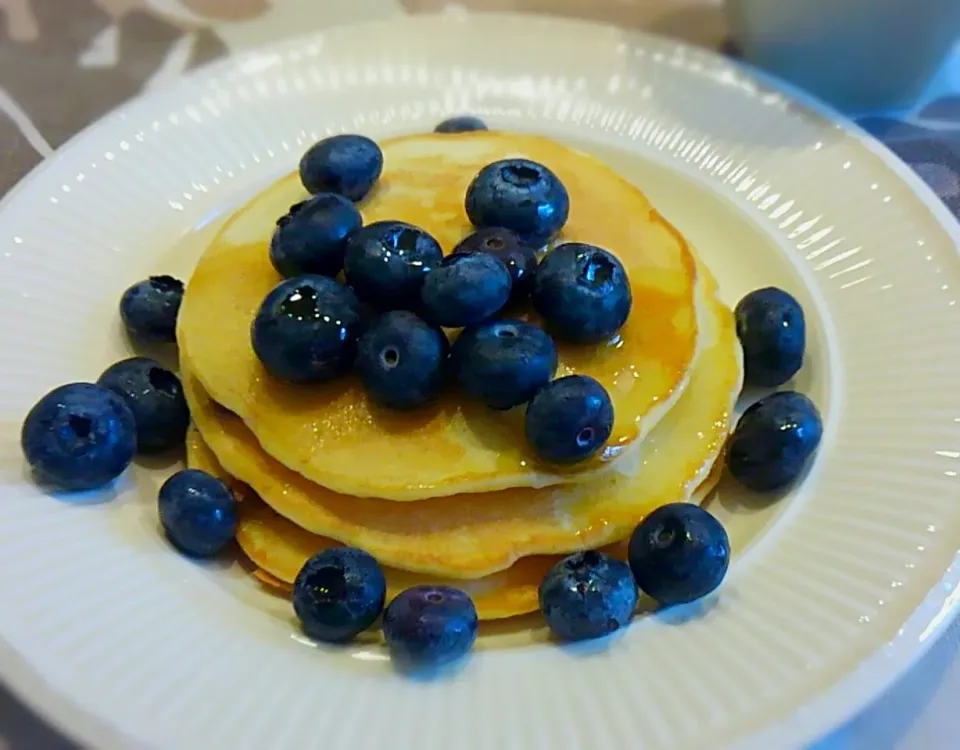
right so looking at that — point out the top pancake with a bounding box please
[181,253,740,578]
[178,131,699,500]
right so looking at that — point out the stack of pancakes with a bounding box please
[177,132,744,621]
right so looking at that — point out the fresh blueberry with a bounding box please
[539,550,638,642]
[293,548,387,643]
[533,243,632,343]
[465,158,569,246]
[450,319,557,410]
[383,585,478,668]
[119,275,184,343]
[434,115,488,134]
[735,287,806,387]
[628,503,730,606]
[344,221,443,310]
[97,358,189,454]
[453,227,537,302]
[251,275,366,384]
[299,134,383,202]
[21,383,136,492]
[726,391,823,492]
[525,375,613,464]
[356,311,449,410]
[420,252,512,328]
[158,469,238,557]
[269,194,362,278]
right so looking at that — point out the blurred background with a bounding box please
[2,0,959,209]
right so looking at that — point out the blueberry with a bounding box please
[539,550,638,642]
[293,548,387,643]
[434,116,488,134]
[735,287,806,387]
[158,469,238,557]
[356,311,449,410]
[533,243,632,343]
[726,391,823,492]
[383,585,478,668]
[420,252,512,328]
[344,221,443,310]
[251,275,366,383]
[453,227,537,302]
[97,358,189,454]
[299,134,383,202]
[21,383,137,492]
[465,158,569,246]
[451,319,557,410]
[628,504,730,606]
[269,194,362,278]
[119,275,184,343]
[525,375,614,464]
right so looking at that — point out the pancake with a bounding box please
[186,424,555,619]
[178,131,700,500]
[185,422,214,469]
[239,500,560,620]
[251,568,290,593]
[185,426,723,620]
[182,259,742,579]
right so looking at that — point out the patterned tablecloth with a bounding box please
[1,1,959,748]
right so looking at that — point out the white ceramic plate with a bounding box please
[1,13,959,750]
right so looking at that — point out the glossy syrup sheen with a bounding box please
[185,426,723,620]
[177,132,700,501]
[181,258,742,579]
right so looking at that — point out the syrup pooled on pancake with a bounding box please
[178,132,700,500]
